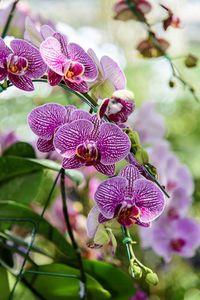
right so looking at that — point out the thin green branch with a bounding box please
[121,225,135,278]
[60,168,86,300]
[124,0,199,102]
[1,0,19,38]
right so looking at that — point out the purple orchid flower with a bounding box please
[152,217,200,262]
[53,115,131,176]
[97,89,135,124]
[93,165,165,227]
[40,36,98,92]
[0,37,47,91]
[28,103,77,152]
[87,48,126,100]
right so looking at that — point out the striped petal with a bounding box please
[40,37,67,75]
[97,123,131,165]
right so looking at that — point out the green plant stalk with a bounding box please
[1,0,19,38]
[60,168,86,300]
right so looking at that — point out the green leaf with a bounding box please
[0,156,41,182]
[27,158,84,185]
[3,142,36,158]
[0,170,43,204]
[7,272,40,300]
[0,155,43,205]
[0,267,11,300]
[82,260,136,300]
[23,263,111,300]
[0,201,76,260]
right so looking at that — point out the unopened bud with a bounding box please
[112,89,134,102]
[145,272,159,286]
[146,163,157,177]
[124,130,141,151]
[132,264,142,279]
[169,80,175,88]
[135,148,149,165]
[185,54,198,68]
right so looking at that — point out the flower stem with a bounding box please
[1,0,19,38]
[124,0,199,102]
[60,168,86,300]
[121,225,135,278]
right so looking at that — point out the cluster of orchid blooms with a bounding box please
[0,0,199,275]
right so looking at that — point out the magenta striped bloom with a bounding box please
[93,165,165,227]
[0,38,47,91]
[40,36,98,92]
[53,115,131,176]
[28,103,77,152]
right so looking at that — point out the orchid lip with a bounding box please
[76,141,99,162]
[7,54,28,75]
[64,61,85,82]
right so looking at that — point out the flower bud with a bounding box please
[135,148,149,165]
[132,264,143,279]
[146,163,157,177]
[169,80,175,88]
[145,272,159,286]
[112,89,134,102]
[184,54,198,68]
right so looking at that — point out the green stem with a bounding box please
[8,169,61,300]
[121,225,135,278]
[1,0,19,38]
[60,168,86,300]
[124,0,199,102]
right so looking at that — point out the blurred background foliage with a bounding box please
[0,0,200,299]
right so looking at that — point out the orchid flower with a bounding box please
[87,48,126,100]
[113,0,151,22]
[92,165,165,227]
[40,36,98,92]
[0,37,47,91]
[97,89,135,124]
[53,115,131,176]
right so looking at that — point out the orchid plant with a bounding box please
[0,1,200,300]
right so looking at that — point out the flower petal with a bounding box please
[10,39,47,79]
[64,105,77,123]
[53,32,68,57]
[54,119,93,157]
[94,162,115,176]
[119,165,142,198]
[40,24,55,40]
[0,37,11,61]
[24,17,43,48]
[28,103,66,139]
[71,109,91,122]
[68,43,97,81]
[48,68,62,86]
[0,67,8,81]
[95,177,127,219]
[133,179,165,222]
[8,74,34,91]
[97,123,131,165]
[89,114,102,140]
[37,137,55,152]
[40,37,66,75]
[87,205,100,238]
[62,155,84,169]
[100,55,126,90]
[64,78,89,92]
